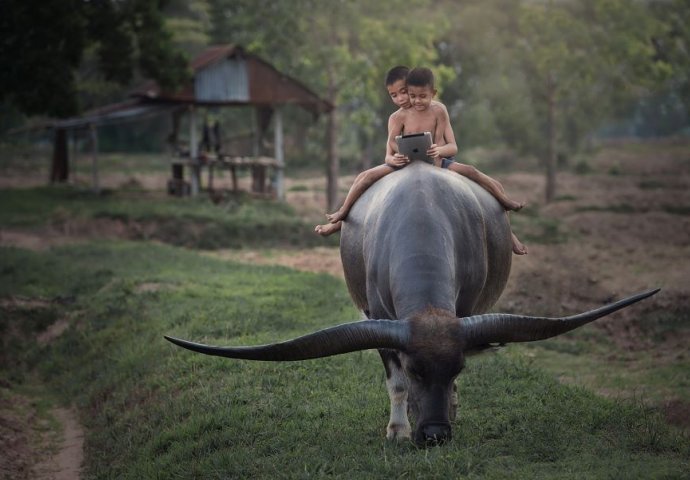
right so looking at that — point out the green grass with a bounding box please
[1,242,688,479]
[517,341,690,406]
[0,186,337,248]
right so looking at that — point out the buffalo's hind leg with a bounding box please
[379,349,411,441]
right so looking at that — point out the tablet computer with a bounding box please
[395,132,433,163]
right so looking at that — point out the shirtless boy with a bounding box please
[315,66,527,255]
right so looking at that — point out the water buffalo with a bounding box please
[165,161,658,445]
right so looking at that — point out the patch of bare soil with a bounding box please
[207,246,344,279]
[663,399,690,430]
[0,294,84,479]
[0,216,164,251]
[0,388,37,479]
[33,408,84,480]
[36,319,72,347]
[0,389,83,480]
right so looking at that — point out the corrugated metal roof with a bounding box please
[195,57,249,102]
[23,44,333,133]
[53,101,175,129]
[130,44,333,114]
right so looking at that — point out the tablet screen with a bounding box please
[396,132,433,163]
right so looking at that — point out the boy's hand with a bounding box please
[427,144,441,159]
[386,153,410,168]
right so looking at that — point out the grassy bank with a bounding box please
[1,242,687,478]
[0,186,336,249]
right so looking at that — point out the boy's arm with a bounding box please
[427,104,458,159]
[385,112,408,168]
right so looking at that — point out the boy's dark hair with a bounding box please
[385,66,409,86]
[406,67,435,89]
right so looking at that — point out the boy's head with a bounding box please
[406,67,436,111]
[385,66,409,86]
[385,65,411,109]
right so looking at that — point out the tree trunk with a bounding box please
[545,84,557,203]
[50,128,69,183]
[361,136,373,171]
[326,70,339,212]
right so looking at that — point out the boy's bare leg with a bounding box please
[314,221,342,237]
[512,230,527,255]
[327,164,397,223]
[448,163,524,211]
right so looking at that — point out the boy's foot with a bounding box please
[512,233,528,255]
[314,222,341,237]
[504,200,526,212]
[326,209,347,223]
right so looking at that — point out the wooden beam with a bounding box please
[90,123,100,194]
[274,107,285,200]
[189,105,200,196]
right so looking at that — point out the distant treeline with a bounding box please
[2,0,689,196]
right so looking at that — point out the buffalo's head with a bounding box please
[166,289,658,446]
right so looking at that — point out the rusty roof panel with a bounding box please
[129,44,333,114]
[248,56,331,113]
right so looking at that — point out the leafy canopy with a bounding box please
[0,0,189,117]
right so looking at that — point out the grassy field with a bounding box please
[1,242,688,479]
[0,186,335,249]
[1,139,689,478]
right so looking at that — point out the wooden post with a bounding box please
[274,107,285,200]
[252,107,261,192]
[230,166,238,192]
[90,123,100,194]
[252,107,260,157]
[189,106,200,196]
[50,128,69,183]
[545,79,556,203]
[69,129,76,181]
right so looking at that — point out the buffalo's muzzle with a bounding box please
[416,422,452,446]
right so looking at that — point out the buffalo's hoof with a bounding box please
[386,422,411,441]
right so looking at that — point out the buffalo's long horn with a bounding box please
[164,319,410,361]
[460,288,660,348]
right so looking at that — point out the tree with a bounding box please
[517,0,671,201]
[164,0,213,56]
[648,0,690,120]
[438,1,540,153]
[440,0,672,202]
[0,0,189,118]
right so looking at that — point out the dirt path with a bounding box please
[33,408,84,480]
[0,298,84,480]
[0,389,83,480]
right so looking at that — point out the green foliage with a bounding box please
[437,0,685,200]
[164,0,213,55]
[574,158,593,175]
[0,0,85,117]
[0,0,188,118]
[1,243,688,477]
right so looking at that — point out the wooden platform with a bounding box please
[168,154,282,197]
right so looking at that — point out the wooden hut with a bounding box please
[51,44,332,198]
[131,44,332,197]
